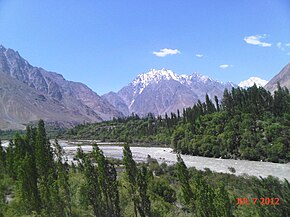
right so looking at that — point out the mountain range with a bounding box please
[102,69,236,116]
[0,45,122,130]
[0,44,289,130]
[102,66,290,116]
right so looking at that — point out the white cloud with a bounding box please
[153,48,181,57]
[286,43,290,47]
[219,64,231,69]
[277,42,285,51]
[195,54,203,58]
[244,34,272,47]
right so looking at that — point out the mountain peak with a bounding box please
[131,68,223,94]
[264,62,290,92]
[0,44,7,51]
[132,69,179,93]
[108,68,238,116]
[239,77,268,88]
[134,68,178,83]
[191,72,213,83]
[133,68,213,86]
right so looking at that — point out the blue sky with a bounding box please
[0,0,289,94]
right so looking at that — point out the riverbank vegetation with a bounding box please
[63,85,290,163]
[0,121,289,216]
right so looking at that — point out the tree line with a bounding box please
[1,120,290,216]
[65,85,290,163]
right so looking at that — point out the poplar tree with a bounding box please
[123,144,152,217]
[53,139,72,216]
[222,89,234,115]
[123,143,138,217]
[8,127,41,214]
[17,153,41,213]
[93,145,120,217]
[86,153,103,216]
[214,95,220,112]
[0,140,5,217]
[176,154,194,212]
[35,120,55,214]
[77,145,121,217]
[0,141,5,177]
[177,154,233,216]
[136,165,151,217]
[205,94,216,114]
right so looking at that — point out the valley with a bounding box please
[1,1,290,216]
[1,46,289,217]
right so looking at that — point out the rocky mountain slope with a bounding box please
[239,77,268,88]
[264,62,290,92]
[0,45,122,130]
[103,68,236,116]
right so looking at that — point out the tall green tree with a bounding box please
[136,165,151,217]
[0,140,5,177]
[76,147,103,216]
[205,94,216,114]
[176,154,194,212]
[34,120,56,215]
[93,145,121,217]
[123,144,151,217]
[53,139,72,217]
[123,143,138,217]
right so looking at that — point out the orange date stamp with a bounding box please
[236,197,280,206]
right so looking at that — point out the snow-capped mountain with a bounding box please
[239,77,268,88]
[132,68,216,94]
[103,69,237,116]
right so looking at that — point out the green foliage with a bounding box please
[150,178,176,203]
[173,86,290,162]
[0,130,25,140]
[1,132,290,217]
[123,144,151,217]
[0,121,72,216]
[2,83,290,216]
[176,154,194,211]
[63,86,290,163]
[75,145,121,217]
[177,155,233,217]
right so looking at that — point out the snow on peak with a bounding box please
[239,77,268,88]
[131,69,216,94]
[191,72,213,83]
[132,69,181,94]
[133,69,177,84]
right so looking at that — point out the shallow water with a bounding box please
[2,140,289,181]
[61,142,290,181]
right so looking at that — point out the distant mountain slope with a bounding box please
[0,45,123,129]
[0,71,97,129]
[103,68,237,116]
[264,62,290,92]
[102,91,130,116]
[239,77,268,88]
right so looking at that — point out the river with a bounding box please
[2,140,290,181]
[59,140,290,181]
